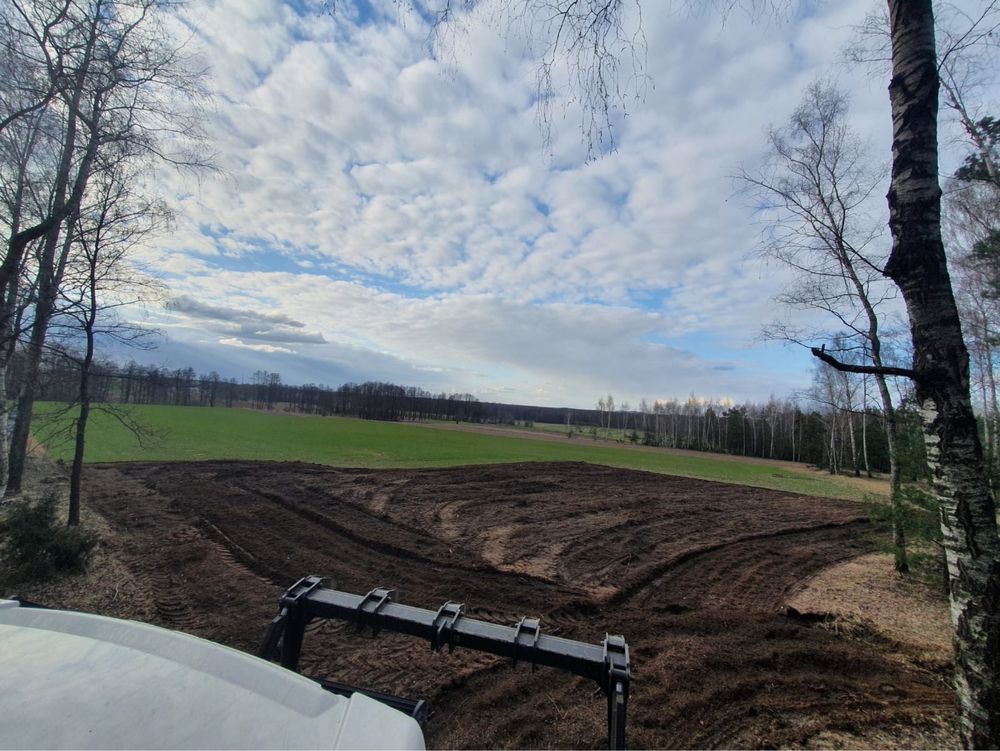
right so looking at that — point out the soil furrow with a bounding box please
[77,460,955,748]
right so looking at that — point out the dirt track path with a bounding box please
[80,460,954,748]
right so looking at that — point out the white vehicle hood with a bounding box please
[0,600,425,750]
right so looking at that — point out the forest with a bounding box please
[26,351,931,479]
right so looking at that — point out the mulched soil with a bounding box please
[55,460,957,748]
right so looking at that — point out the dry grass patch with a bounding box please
[787,552,952,663]
[787,552,958,748]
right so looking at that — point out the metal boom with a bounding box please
[259,576,631,749]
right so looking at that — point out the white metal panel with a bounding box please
[0,601,425,750]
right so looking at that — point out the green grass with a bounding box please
[530,421,582,434]
[530,421,628,439]
[36,403,875,500]
[864,486,947,590]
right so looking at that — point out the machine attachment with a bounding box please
[430,601,464,652]
[259,576,631,750]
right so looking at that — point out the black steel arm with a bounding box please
[259,576,631,750]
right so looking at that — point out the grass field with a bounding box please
[530,421,629,439]
[35,403,877,500]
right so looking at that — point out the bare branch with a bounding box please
[810,345,915,379]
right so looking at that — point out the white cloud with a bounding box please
[135,0,987,407]
[218,337,295,354]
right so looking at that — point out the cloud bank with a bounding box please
[129,0,980,408]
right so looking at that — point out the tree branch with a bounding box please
[810,346,915,379]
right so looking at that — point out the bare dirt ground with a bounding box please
[8,460,955,749]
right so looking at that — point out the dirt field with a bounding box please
[26,460,956,748]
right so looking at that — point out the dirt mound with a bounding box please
[65,460,954,748]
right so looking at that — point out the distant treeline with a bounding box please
[24,352,929,478]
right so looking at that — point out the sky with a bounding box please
[123,0,993,409]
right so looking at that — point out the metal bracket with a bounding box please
[257,606,287,660]
[430,601,464,652]
[602,634,630,751]
[512,616,541,670]
[272,576,328,670]
[283,575,326,605]
[355,587,395,635]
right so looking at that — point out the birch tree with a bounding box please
[53,152,165,525]
[740,81,911,570]
[814,5,1000,742]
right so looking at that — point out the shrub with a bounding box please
[863,486,946,591]
[1,495,97,579]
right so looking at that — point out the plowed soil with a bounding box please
[76,460,955,748]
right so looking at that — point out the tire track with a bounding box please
[611,517,870,606]
[81,461,955,749]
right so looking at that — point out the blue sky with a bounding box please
[127,0,993,409]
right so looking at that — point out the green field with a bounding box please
[530,421,629,439]
[36,403,877,500]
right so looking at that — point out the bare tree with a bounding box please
[433,0,649,156]
[807,362,850,474]
[945,150,1000,487]
[0,0,101,500]
[739,81,911,570]
[929,2,1000,189]
[958,262,1000,483]
[52,150,165,526]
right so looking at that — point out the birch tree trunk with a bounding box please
[978,351,992,481]
[862,375,871,478]
[876,371,907,572]
[790,411,796,462]
[68,271,98,527]
[0,361,10,502]
[841,372,860,477]
[828,414,837,475]
[9,225,75,492]
[985,340,1000,487]
[884,2,1000,744]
